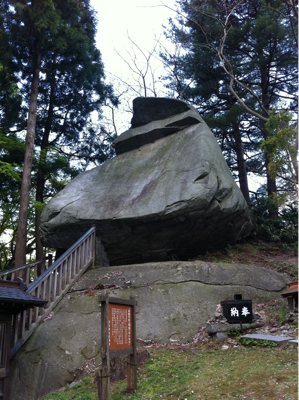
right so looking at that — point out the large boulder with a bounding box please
[40,97,253,265]
[9,261,288,399]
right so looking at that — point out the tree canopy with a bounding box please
[161,0,298,213]
[0,0,117,269]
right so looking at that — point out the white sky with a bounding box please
[90,0,177,132]
[93,0,176,75]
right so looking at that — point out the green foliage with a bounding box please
[275,301,289,325]
[0,0,117,265]
[262,110,297,190]
[227,328,242,338]
[252,195,298,245]
[33,201,46,213]
[239,338,278,348]
[277,263,298,280]
[0,133,25,269]
[0,161,20,183]
[162,0,298,210]
[43,376,97,399]
[42,347,298,400]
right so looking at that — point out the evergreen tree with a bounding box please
[1,0,116,269]
[162,0,298,213]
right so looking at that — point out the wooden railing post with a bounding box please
[92,225,96,268]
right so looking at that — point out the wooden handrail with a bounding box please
[0,255,53,286]
[10,227,96,359]
[0,259,46,276]
[27,227,95,293]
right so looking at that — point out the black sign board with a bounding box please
[221,299,253,323]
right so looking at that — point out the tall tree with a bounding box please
[162,0,298,212]
[2,0,62,268]
[1,0,116,268]
[31,0,116,265]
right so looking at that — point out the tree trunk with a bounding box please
[291,126,298,178]
[265,153,279,219]
[35,161,46,275]
[260,61,278,219]
[15,52,42,271]
[35,59,56,275]
[232,123,250,206]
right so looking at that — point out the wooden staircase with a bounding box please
[0,227,96,358]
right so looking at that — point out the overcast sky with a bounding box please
[92,0,176,75]
[90,0,177,131]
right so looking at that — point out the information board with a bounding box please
[101,295,137,397]
[109,303,132,350]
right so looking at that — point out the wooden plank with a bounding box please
[77,248,80,274]
[89,235,93,262]
[107,297,136,306]
[0,259,46,277]
[92,230,96,268]
[80,245,83,271]
[20,311,26,339]
[101,296,111,400]
[53,270,57,301]
[67,255,72,283]
[79,243,83,270]
[33,286,40,322]
[12,314,18,347]
[47,274,52,304]
[28,308,32,331]
[128,301,137,392]
[0,369,7,378]
[74,249,78,275]
[69,253,74,280]
[109,348,133,357]
[41,280,46,303]
[39,282,45,317]
[87,236,90,261]
[58,264,63,295]
[127,353,137,393]
[61,261,64,290]
[84,240,87,265]
[33,304,38,324]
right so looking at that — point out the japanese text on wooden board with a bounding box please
[109,304,132,350]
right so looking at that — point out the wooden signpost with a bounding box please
[100,295,137,400]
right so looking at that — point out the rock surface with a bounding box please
[130,97,190,128]
[40,97,253,265]
[9,261,288,399]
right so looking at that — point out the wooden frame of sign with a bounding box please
[100,295,137,400]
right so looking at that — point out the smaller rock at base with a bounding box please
[213,332,228,342]
[221,345,229,350]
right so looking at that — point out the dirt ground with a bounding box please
[192,237,298,281]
